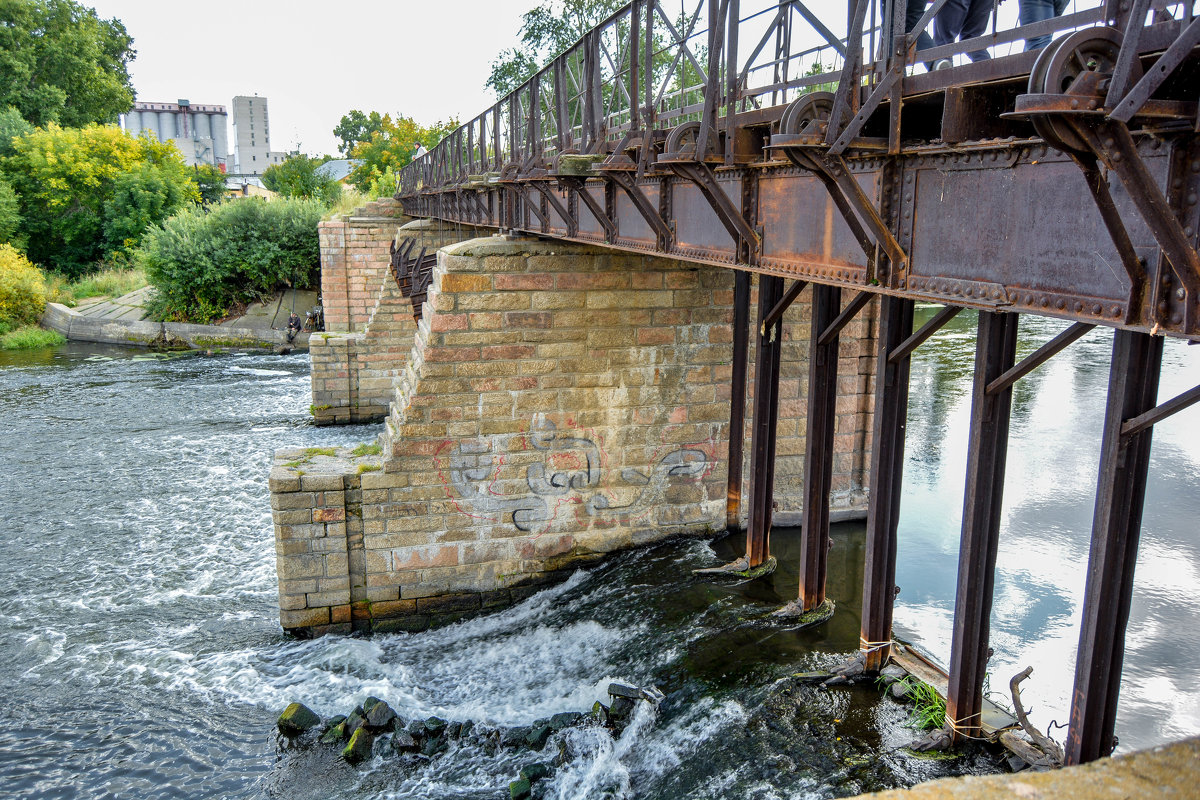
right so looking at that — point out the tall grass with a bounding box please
[0,325,65,350]
[324,185,373,219]
[892,676,947,730]
[49,266,148,306]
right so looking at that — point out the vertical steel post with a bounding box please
[946,310,1019,741]
[860,295,915,670]
[746,275,785,567]
[1066,330,1163,765]
[727,270,752,532]
[798,283,842,610]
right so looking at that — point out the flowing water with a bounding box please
[0,316,1196,799]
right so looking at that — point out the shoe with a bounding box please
[932,58,953,70]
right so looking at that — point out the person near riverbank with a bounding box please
[286,312,302,343]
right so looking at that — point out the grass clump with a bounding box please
[356,464,381,475]
[351,443,382,457]
[892,676,947,730]
[52,265,148,305]
[303,447,337,457]
[0,325,65,350]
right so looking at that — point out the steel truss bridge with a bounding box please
[396,0,1200,767]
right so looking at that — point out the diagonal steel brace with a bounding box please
[786,149,908,273]
[604,170,674,250]
[528,181,577,236]
[667,161,760,263]
[557,176,617,241]
[1063,117,1199,331]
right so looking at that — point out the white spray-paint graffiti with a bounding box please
[434,415,715,533]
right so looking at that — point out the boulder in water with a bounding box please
[520,762,552,783]
[277,702,321,737]
[342,727,374,764]
[392,730,418,753]
[423,716,447,737]
[525,724,552,749]
[320,721,348,745]
[363,697,396,730]
[549,711,583,731]
[508,777,532,799]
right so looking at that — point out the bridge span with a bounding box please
[276,0,1200,771]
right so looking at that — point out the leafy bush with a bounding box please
[0,243,49,328]
[139,197,324,323]
[0,177,19,246]
[0,325,64,350]
[2,123,198,277]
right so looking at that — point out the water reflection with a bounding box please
[894,307,1200,752]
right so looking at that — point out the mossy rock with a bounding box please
[342,727,374,764]
[520,762,552,783]
[277,702,321,737]
[525,724,552,749]
[508,777,532,799]
[320,721,348,745]
[557,154,607,176]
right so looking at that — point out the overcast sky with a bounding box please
[85,0,536,157]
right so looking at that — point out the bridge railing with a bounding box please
[398,0,1197,197]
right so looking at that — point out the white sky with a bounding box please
[85,0,536,157]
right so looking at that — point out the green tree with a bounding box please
[0,0,136,127]
[0,107,34,157]
[333,110,387,157]
[191,163,227,206]
[2,123,197,276]
[262,154,341,204]
[486,0,625,96]
[0,178,20,246]
[346,113,457,195]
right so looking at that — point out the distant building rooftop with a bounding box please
[315,159,361,183]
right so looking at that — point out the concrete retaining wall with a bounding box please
[42,303,307,350]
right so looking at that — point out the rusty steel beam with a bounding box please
[727,270,752,532]
[946,310,1019,742]
[860,295,915,671]
[746,274,786,568]
[1067,330,1163,765]
[798,283,842,611]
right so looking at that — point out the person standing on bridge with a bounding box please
[933,0,997,64]
[413,142,428,159]
[1019,0,1068,51]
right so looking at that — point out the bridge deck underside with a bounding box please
[404,134,1197,342]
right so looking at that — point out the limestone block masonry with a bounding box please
[272,233,878,637]
[310,209,481,424]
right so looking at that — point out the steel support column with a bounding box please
[946,310,1019,742]
[860,296,915,670]
[1066,330,1163,765]
[746,275,785,568]
[799,283,842,610]
[727,270,752,532]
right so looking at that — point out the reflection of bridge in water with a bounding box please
[395,0,1200,766]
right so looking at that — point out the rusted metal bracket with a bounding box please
[1120,382,1200,437]
[665,161,760,263]
[828,70,901,156]
[602,169,674,250]
[816,290,874,345]
[760,279,808,334]
[887,305,962,363]
[785,149,908,275]
[557,177,617,242]
[986,322,1097,395]
[1065,118,1200,331]
[1107,6,1200,122]
[528,181,576,236]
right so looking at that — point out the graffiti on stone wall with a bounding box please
[433,415,716,534]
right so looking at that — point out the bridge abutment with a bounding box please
[275,232,877,636]
[311,210,480,424]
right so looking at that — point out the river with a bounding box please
[0,311,1196,799]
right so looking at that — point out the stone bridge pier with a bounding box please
[272,211,878,636]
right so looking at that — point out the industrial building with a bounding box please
[120,100,228,169]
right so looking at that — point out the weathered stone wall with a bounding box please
[318,197,409,334]
[273,234,877,636]
[311,212,481,424]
